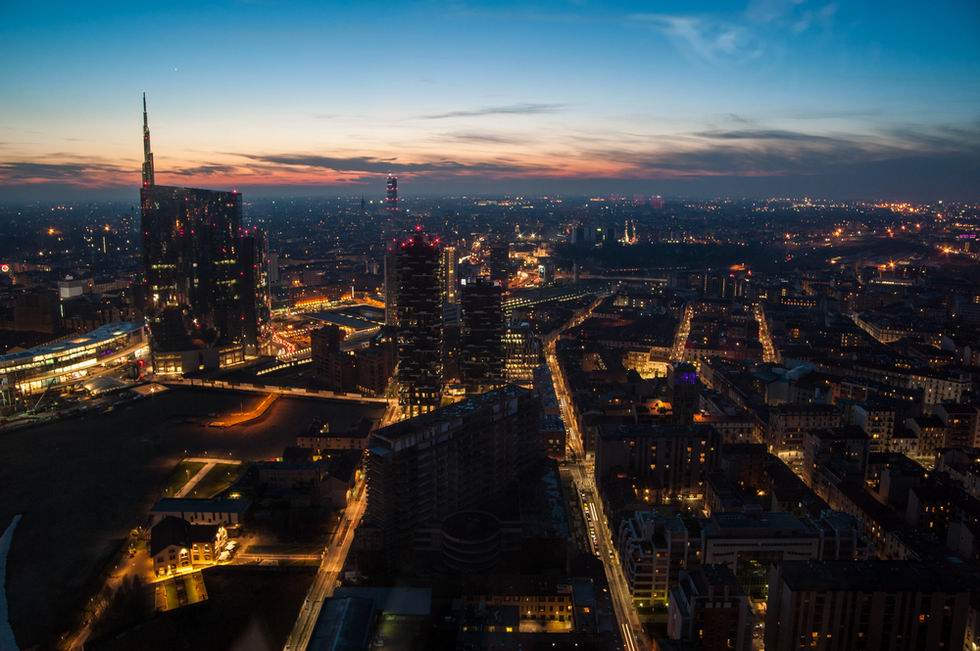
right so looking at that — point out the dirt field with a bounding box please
[0,387,382,649]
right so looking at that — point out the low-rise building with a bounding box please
[150,515,227,576]
[150,497,251,527]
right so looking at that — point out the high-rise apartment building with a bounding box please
[383,246,398,326]
[394,230,443,415]
[459,277,504,394]
[364,385,542,559]
[441,245,459,306]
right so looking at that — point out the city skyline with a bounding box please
[1,0,979,201]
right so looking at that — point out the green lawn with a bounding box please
[160,461,207,497]
[181,463,243,499]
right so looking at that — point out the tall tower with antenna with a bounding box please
[386,175,398,213]
[141,92,155,187]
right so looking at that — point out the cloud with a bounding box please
[587,123,980,180]
[440,131,524,145]
[691,128,843,143]
[421,103,565,120]
[629,14,763,64]
[0,159,132,184]
[169,163,241,177]
[233,152,541,177]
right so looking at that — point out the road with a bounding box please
[541,290,646,651]
[671,303,693,361]
[570,462,646,651]
[283,479,367,650]
[753,302,778,364]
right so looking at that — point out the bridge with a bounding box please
[161,377,388,404]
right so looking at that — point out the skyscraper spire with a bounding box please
[142,92,155,187]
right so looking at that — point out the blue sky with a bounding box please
[1,0,978,200]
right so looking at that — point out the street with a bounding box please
[543,290,647,651]
[283,481,367,650]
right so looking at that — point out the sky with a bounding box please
[1,0,979,201]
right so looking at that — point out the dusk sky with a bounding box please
[1,0,978,201]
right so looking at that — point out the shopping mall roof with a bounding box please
[0,321,143,366]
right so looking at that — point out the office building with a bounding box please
[239,227,270,354]
[502,321,540,385]
[460,277,504,394]
[766,561,973,651]
[139,95,255,373]
[364,385,542,560]
[394,230,443,416]
[488,242,510,288]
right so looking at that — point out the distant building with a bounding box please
[311,325,349,391]
[386,175,398,213]
[488,242,510,288]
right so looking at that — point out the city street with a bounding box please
[283,479,367,650]
[543,291,647,651]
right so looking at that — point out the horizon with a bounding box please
[2,1,979,201]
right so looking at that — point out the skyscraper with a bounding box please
[487,242,510,288]
[383,244,398,326]
[440,245,459,306]
[239,228,271,354]
[395,230,443,415]
[139,96,255,372]
[141,92,154,188]
[386,175,398,213]
[459,277,504,394]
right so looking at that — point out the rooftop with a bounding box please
[0,321,143,366]
[777,560,972,593]
[152,497,251,514]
